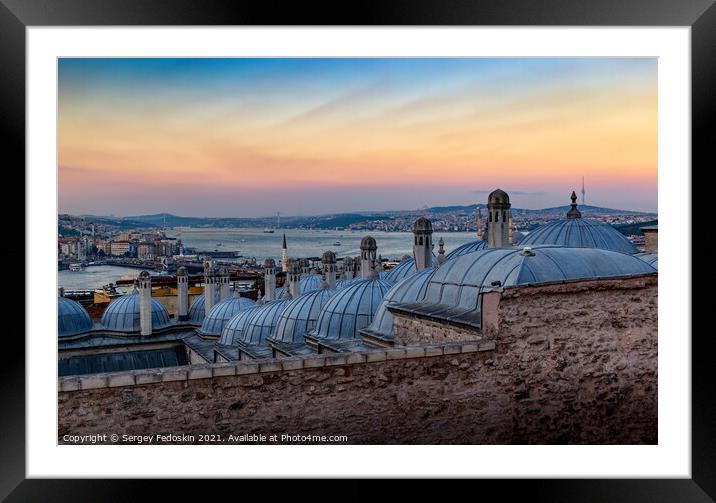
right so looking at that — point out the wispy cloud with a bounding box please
[471,189,548,196]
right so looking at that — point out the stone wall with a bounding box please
[393,316,483,345]
[58,277,657,445]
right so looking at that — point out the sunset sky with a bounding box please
[58,58,657,217]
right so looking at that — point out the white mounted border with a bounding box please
[27,26,689,478]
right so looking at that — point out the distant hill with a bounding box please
[614,219,658,236]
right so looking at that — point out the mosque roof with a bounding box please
[445,240,487,261]
[517,218,638,254]
[100,292,171,333]
[188,290,220,325]
[240,299,291,346]
[218,306,259,346]
[198,296,257,336]
[299,274,323,294]
[58,296,93,337]
[272,287,337,344]
[634,252,658,269]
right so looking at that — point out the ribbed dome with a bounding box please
[272,286,287,300]
[218,306,258,346]
[310,279,391,341]
[419,246,656,321]
[336,278,359,290]
[445,240,487,261]
[635,252,658,269]
[58,297,93,337]
[299,274,323,294]
[517,219,637,254]
[273,287,337,343]
[198,296,257,336]
[361,267,436,341]
[241,299,291,345]
[188,290,220,325]
[382,254,436,284]
[100,292,171,333]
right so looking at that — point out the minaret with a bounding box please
[360,236,377,280]
[263,258,276,301]
[281,233,289,272]
[437,237,446,266]
[566,191,582,219]
[288,260,302,298]
[477,207,484,241]
[218,267,230,301]
[342,256,354,280]
[487,189,511,248]
[177,266,189,321]
[322,250,337,289]
[137,271,152,336]
[412,217,433,270]
[203,262,217,314]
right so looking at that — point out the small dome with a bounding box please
[488,188,510,205]
[360,235,377,251]
[198,296,257,336]
[273,286,287,300]
[383,254,436,284]
[635,252,658,269]
[310,279,392,341]
[413,217,433,233]
[241,299,291,346]
[322,250,337,264]
[362,267,436,341]
[336,278,358,290]
[100,292,171,333]
[188,290,220,325]
[273,287,337,344]
[446,240,487,261]
[263,258,276,268]
[218,306,258,346]
[517,219,637,254]
[299,274,323,294]
[58,297,93,337]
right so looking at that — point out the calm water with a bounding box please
[167,228,479,262]
[59,229,481,290]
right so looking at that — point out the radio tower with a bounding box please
[581,176,586,205]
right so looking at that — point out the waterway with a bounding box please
[58,265,165,291]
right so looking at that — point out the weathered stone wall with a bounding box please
[58,277,657,445]
[393,316,483,345]
[644,230,658,253]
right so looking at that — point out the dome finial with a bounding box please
[566,190,582,219]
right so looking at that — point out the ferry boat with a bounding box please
[333,241,341,246]
[263,228,275,233]
[68,263,83,271]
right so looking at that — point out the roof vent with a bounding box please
[520,246,536,256]
[491,280,502,287]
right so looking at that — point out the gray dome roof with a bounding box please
[413,217,433,233]
[635,252,658,269]
[188,291,220,325]
[336,278,358,290]
[362,267,436,341]
[218,306,258,346]
[488,188,510,205]
[517,219,637,254]
[383,255,436,284]
[241,299,291,345]
[360,235,377,250]
[273,287,337,344]
[58,297,93,337]
[310,279,392,341]
[420,246,656,319]
[299,274,323,294]
[100,292,171,333]
[198,296,257,336]
[272,286,287,300]
[445,240,487,260]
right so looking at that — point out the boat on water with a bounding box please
[333,241,341,246]
[263,228,275,233]
[68,263,83,271]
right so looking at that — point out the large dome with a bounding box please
[635,252,658,269]
[310,279,391,341]
[417,246,656,324]
[361,267,436,341]
[445,240,487,261]
[240,299,291,346]
[273,287,337,344]
[218,306,258,346]
[58,296,93,337]
[272,286,287,300]
[383,253,437,284]
[517,218,637,254]
[100,292,171,333]
[336,278,359,290]
[198,296,257,337]
[188,290,220,325]
[299,274,323,294]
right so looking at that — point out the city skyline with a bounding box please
[59,58,657,216]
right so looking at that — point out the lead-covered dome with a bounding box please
[310,279,391,341]
[58,296,93,337]
[188,290,220,325]
[198,296,257,337]
[517,218,637,254]
[445,240,487,261]
[416,246,656,324]
[241,299,291,345]
[635,252,658,269]
[100,292,171,333]
[218,306,258,346]
[382,254,436,284]
[273,287,337,343]
[361,267,436,341]
[299,274,323,294]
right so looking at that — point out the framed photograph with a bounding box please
[6,0,712,499]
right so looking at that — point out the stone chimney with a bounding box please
[360,236,377,280]
[487,189,511,249]
[288,260,301,298]
[413,217,433,270]
[342,256,354,280]
[218,267,230,301]
[177,266,189,321]
[322,250,337,289]
[203,261,217,314]
[137,270,152,336]
[437,237,446,266]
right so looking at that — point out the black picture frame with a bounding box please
[2,0,711,500]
